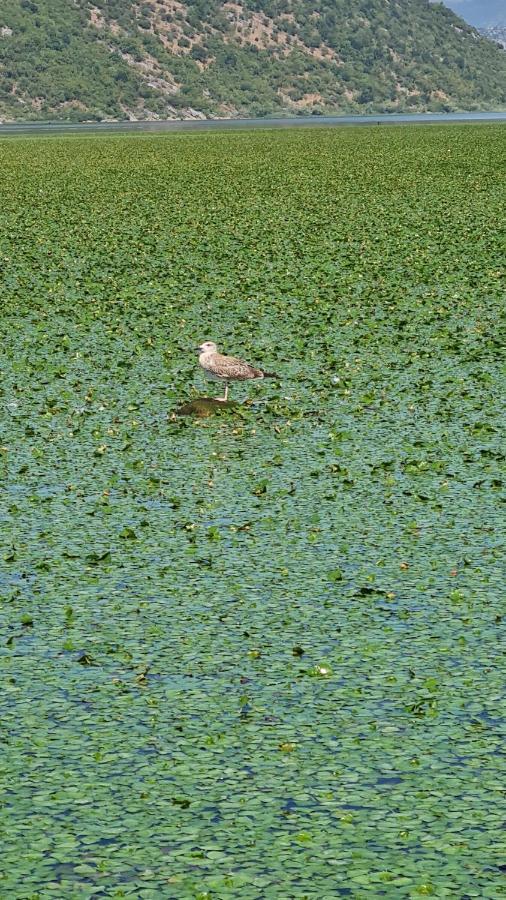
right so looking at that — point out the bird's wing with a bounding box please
[209,353,264,380]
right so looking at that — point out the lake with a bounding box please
[1,124,505,897]
[0,110,505,136]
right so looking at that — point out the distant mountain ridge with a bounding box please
[479,25,506,49]
[441,1,505,29]
[1,0,505,122]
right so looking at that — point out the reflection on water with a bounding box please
[1,111,505,136]
[175,397,239,417]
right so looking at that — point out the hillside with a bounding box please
[1,0,506,121]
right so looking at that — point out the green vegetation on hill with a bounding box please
[0,0,505,120]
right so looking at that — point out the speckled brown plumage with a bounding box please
[196,341,278,400]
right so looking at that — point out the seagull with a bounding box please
[196,341,278,401]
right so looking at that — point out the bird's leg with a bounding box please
[216,382,229,402]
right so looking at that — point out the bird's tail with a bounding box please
[262,371,279,379]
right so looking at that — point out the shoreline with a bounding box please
[1,110,505,136]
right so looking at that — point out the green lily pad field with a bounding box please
[1,125,505,898]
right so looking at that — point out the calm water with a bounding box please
[0,110,505,135]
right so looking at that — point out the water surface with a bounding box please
[1,125,504,898]
[1,110,505,136]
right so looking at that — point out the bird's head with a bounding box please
[197,341,218,354]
